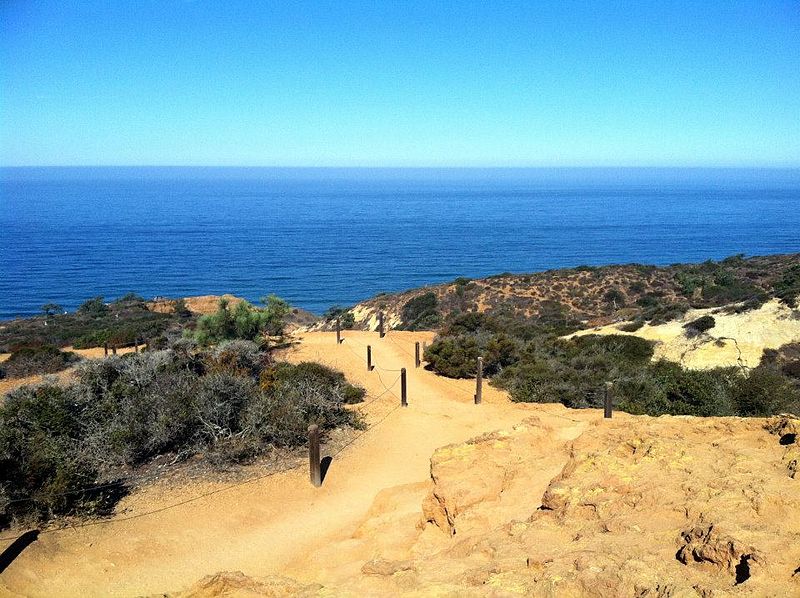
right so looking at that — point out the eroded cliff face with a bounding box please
[166,414,800,597]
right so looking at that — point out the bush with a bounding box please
[0,345,81,378]
[400,292,440,330]
[619,320,645,332]
[731,366,800,416]
[0,347,363,524]
[78,296,110,317]
[424,335,480,378]
[194,296,290,345]
[684,315,716,335]
[323,306,356,329]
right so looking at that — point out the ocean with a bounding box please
[1,167,799,320]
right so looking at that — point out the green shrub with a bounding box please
[619,320,645,332]
[400,292,440,330]
[1,346,363,524]
[424,335,480,378]
[0,345,81,378]
[731,366,800,416]
[194,296,290,345]
[78,296,110,317]
[774,264,800,307]
[323,306,356,329]
[684,315,716,335]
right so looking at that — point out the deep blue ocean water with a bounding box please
[1,167,799,320]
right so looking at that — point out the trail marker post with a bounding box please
[335,318,342,344]
[308,424,322,487]
[379,312,385,338]
[367,345,374,371]
[475,356,483,405]
[401,368,407,407]
[112,345,117,355]
[104,343,108,357]
[415,341,421,368]
[604,382,613,419]
[134,339,139,353]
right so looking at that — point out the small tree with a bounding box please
[78,296,109,317]
[41,303,62,317]
[260,294,291,336]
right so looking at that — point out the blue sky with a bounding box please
[1,1,799,167]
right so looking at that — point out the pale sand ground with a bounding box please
[0,331,594,598]
[570,299,800,369]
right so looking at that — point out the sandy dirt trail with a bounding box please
[0,331,592,597]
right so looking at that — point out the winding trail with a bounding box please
[0,331,594,597]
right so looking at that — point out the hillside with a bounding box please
[314,253,800,333]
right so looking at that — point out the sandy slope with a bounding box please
[570,299,800,369]
[0,331,593,597]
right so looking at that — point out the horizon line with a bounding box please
[3,164,800,170]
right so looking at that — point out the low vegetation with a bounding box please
[0,341,364,525]
[424,311,800,418]
[192,295,290,345]
[0,345,81,379]
[0,294,192,353]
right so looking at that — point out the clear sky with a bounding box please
[1,1,799,167]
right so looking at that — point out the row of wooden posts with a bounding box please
[102,338,150,356]
[309,318,616,486]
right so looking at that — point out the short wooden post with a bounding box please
[308,425,321,487]
[104,342,108,357]
[401,368,407,407]
[604,381,613,419]
[379,311,385,338]
[367,345,374,371]
[134,339,139,353]
[112,344,117,355]
[415,341,421,368]
[475,356,483,405]
[335,318,342,344]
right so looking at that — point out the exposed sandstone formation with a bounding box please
[169,414,800,596]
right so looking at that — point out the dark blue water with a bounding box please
[1,167,799,320]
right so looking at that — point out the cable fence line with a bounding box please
[0,375,405,543]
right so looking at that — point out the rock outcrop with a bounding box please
[167,414,800,597]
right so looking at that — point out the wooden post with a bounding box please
[401,368,407,407]
[379,311,385,338]
[335,318,341,344]
[367,345,374,371]
[415,341,421,368]
[104,342,108,357]
[308,425,321,487]
[475,357,483,405]
[604,382,613,419]
[134,339,139,353]
[112,344,117,355]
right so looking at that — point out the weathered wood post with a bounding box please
[604,381,613,419]
[401,368,407,407]
[134,339,139,353]
[308,424,321,487]
[379,311,385,338]
[367,345,374,371]
[104,342,108,357]
[475,356,483,405]
[112,344,117,355]
[335,318,342,344]
[415,341,421,368]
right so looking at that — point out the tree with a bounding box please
[260,294,291,336]
[41,303,62,317]
[78,296,109,317]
